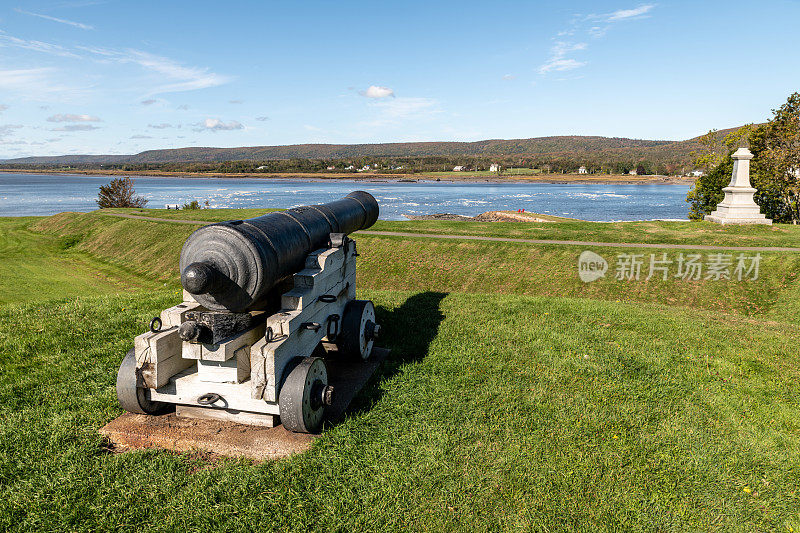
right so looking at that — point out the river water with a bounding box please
[0,172,692,221]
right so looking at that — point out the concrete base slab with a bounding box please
[99,412,313,460]
[705,214,772,225]
[100,347,390,460]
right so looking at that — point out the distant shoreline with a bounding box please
[0,168,696,185]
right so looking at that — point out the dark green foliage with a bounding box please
[96,177,147,208]
[686,155,733,220]
[750,92,800,223]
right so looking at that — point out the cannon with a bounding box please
[116,192,381,433]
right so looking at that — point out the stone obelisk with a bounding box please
[705,147,772,225]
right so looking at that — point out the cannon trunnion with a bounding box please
[116,192,381,433]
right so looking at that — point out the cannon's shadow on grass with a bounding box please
[340,291,447,420]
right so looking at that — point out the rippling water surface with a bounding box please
[0,173,691,221]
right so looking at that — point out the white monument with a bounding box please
[705,147,772,225]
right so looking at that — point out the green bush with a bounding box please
[686,155,733,220]
[96,177,147,208]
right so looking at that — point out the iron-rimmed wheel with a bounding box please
[279,357,333,433]
[116,348,167,415]
[337,300,377,361]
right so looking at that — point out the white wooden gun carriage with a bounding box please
[116,192,381,433]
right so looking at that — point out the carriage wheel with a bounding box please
[337,300,378,361]
[279,357,334,433]
[116,348,166,415]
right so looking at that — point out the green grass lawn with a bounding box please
[30,212,800,322]
[1,211,799,530]
[0,217,157,304]
[96,207,800,248]
[368,219,800,248]
[1,289,798,530]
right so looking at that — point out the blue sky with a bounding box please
[0,0,798,158]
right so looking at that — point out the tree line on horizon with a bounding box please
[1,132,731,177]
[2,146,712,177]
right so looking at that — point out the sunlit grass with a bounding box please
[1,211,799,530]
[0,290,798,530]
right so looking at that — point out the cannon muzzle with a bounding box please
[179,191,379,312]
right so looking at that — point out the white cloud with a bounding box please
[255,115,270,121]
[502,74,516,80]
[116,49,232,95]
[605,4,656,21]
[0,68,75,99]
[15,9,94,30]
[141,99,157,105]
[130,134,152,139]
[553,42,588,57]
[360,96,440,129]
[148,123,176,129]
[0,31,80,58]
[540,5,656,78]
[0,124,23,139]
[360,85,395,98]
[0,104,7,113]
[588,26,608,38]
[47,113,101,122]
[539,42,588,74]
[0,68,52,89]
[229,99,243,104]
[539,58,587,74]
[51,124,101,131]
[0,32,231,100]
[372,97,436,118]
[195,118,244,131]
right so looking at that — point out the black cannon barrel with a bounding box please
[179,191,379,312]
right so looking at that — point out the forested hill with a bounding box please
[4,135,732,164]
[0,131,738,166]
[134,136,673,162]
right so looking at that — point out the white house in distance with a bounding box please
[453,165,465,171]
[689,170,705,177]
[257,165,267,170]
[489,163,500,172]
[326,166,335,171]
[578,166,587,174]
[628,169,638,176]
[344,165,355,170]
